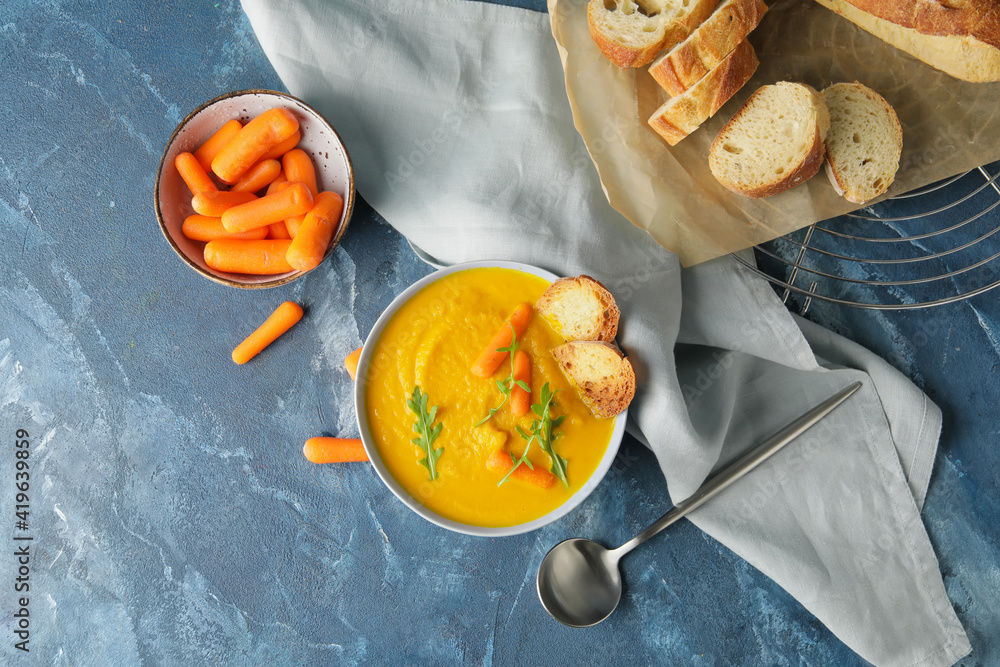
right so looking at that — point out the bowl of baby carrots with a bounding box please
[155,90,355,288]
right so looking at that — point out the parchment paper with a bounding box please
[548,0,1000,266]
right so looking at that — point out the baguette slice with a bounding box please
[708,82,830,198]
[649,0,768,96]
[587,0,721,69]
[822,82,902,204]
[813,0,1000,82]
[536,275,620,343]
[552,341,635,419]
[647,38,759,146]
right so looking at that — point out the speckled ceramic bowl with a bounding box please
[354,260,628,537]
[154,90,355,288]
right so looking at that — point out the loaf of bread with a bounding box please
[813,0,1000,82]
[822,82,902,204]
[587,0,720,68]
[708,82,830,198]
[647,38,759,146]
[648,0,768,96]
[536,275,620,343]
[552,341,636,419]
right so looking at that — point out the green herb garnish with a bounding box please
[407,386,443,480]
[473,321,531,428]
[498,382,567,488]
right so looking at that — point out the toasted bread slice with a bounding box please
[536,275,620,343]
[647,39,759,146]
[553,341,635,419]
[587,0,720,69]
[648,0,768,96]
[708,82,830,198]
[822,82,902,204]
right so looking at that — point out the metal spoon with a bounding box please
[536,380,862,628]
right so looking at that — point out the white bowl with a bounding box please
[354,260,628,537]
[154,90,355,288]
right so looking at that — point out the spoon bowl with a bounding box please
[536,538,622,628]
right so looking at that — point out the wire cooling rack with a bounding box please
[732,161,1000,312]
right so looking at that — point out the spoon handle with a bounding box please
[611,380,862,558]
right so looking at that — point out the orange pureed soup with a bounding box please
[365,267,617,527]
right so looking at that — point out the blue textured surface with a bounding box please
[0,0,997,664]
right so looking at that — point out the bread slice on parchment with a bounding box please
[648,0,768,96]
[812,0,1000,83]
[647,38,759,146]
[822,82,902,204]
[536,275,620,344]
[587,0,721,68]
[708,82,830,198]
[552,341,636,419]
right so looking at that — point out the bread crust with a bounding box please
[587,1,665,69]
[709,83,830,198]
[814,0,1000,81]
[647,39,759,146]
[824,160,848,198]
[536,275,621,343]
[587,0,720,68]
[552,341,636,419]
[649,0,768,95]
[841,0,1000,48]
[823,82,902,204]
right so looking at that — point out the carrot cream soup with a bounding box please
[365,267,617,527]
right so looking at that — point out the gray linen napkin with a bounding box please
[240,1,971,664]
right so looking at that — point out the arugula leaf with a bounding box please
[407,386,443,480]
[499,382,568,488]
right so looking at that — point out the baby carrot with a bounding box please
[267,222,291,239]
[221,182,314,233]
[181,214,268,241]
[282,148,318,197]
[175,152,218,195]
[285,214,305,237]
[263,180,304,235]
[212,108,300,184]
[231,158,282,193]
[191,190,257,217]
[262,130,301,160]
[204,239,294,275]
[266,171,288,195]
[511,350,531,417]
[344,346,363,381]
[231,301,303,364]
[470,303,533,378]
[285,191,344,271]
[303,437,369,464]
[486,449,556,489]
[194,119,242,171]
